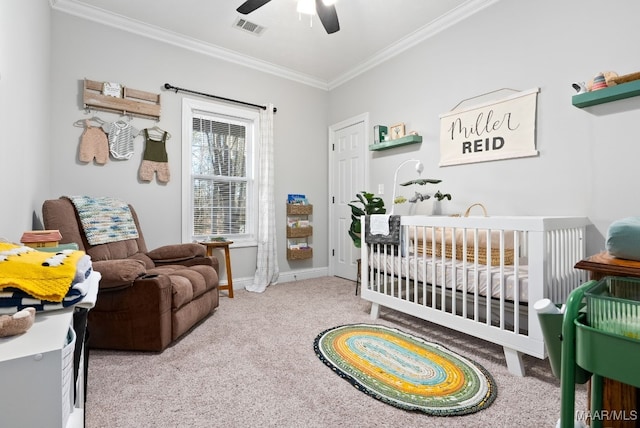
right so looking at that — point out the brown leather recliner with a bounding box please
[42,197,219,352]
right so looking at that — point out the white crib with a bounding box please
[360,215,590,376]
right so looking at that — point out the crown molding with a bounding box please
[51,0,498,92]
[328,0,500,90]
[50,0,330,90]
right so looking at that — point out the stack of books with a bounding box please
[287,194,308,205]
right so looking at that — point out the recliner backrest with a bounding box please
[42,197,149,262]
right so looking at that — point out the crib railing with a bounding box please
[361,215,589,376]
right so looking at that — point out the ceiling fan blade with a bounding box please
[315,0,340,34]
[237,0,272,14]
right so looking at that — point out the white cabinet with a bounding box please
[0,271,99,428]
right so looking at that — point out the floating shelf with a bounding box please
[572,79,640,108]
[369,134,422,151]
[83,79,161,120]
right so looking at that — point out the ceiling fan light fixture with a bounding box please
[296,0,315,15]
[237,0,339,34]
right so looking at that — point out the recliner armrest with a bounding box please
[146,243,205,263]
[92,259,146,289]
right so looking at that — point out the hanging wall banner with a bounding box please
[439,88,539,166]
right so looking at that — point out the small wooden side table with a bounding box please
[200,241,234,298]
[575,251,640,428]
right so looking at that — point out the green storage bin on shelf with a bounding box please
[586,276,640,340]
[574,316,640,387]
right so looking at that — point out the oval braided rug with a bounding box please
[314,324,497,416]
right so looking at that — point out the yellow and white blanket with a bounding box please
[0,242,86,302]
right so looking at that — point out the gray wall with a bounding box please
[0,0,51,240]
[328,0,640,256]
[49,12,329,284]
[2,0,639,280]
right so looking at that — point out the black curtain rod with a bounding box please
[163,83,277,113]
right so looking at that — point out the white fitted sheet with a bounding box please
[368,252,529,303]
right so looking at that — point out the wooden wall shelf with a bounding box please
[572,79,640,108]
[83,79,161,120]
[369,134,422,151]
[286,203,312,260]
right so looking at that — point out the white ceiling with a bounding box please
[51,0,498,89]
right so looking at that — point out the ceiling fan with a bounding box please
[236,0,340,34]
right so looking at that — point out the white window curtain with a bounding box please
[246,104,279,292]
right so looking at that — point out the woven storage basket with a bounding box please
[287,226,313,238]
[417,242,514,265]
[287,204,313,215]
[287,248,313,260]
[415,203,515,265]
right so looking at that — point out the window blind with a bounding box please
[191,115,248,236]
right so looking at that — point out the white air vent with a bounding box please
[233,17,266,36]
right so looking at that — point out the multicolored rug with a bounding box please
[314,324,497,416]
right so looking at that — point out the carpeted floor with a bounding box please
[85,276,586,427]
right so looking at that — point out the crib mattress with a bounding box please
[368,252,529,303]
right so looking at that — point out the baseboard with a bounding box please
[230,267,329,290]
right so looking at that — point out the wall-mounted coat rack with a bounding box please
[83,79,161,120]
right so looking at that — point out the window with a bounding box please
[182,99,259,245]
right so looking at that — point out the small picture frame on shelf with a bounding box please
[373,125,388,144]
[389,123,405,140]
[102,82,122,98]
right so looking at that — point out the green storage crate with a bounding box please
[558,278,640,428]
[574,316,640,387]
[586,276,640,340]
